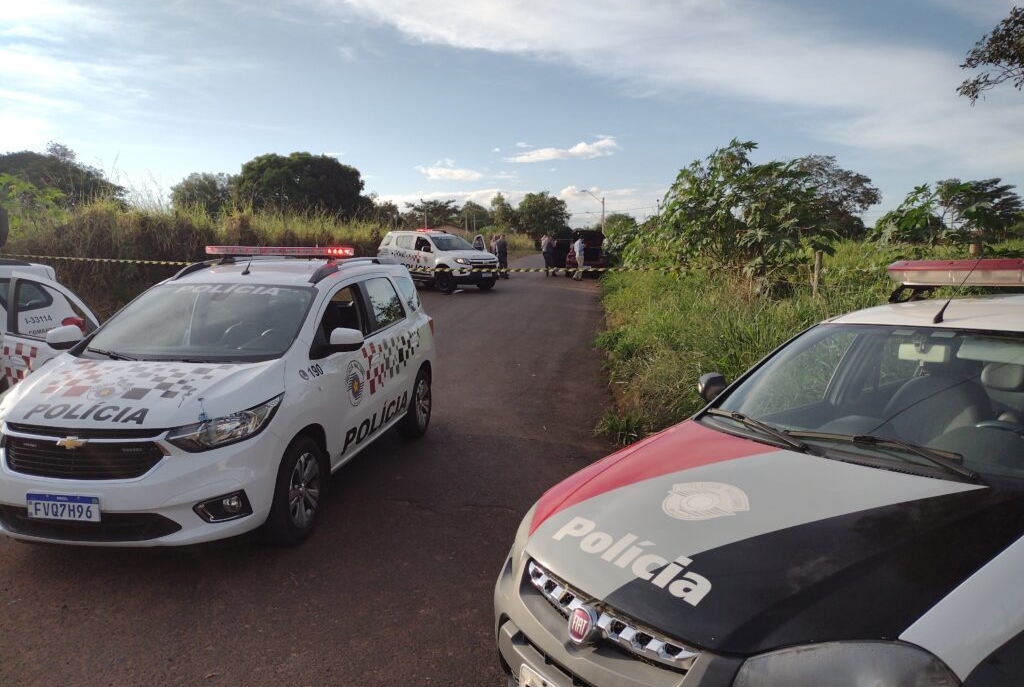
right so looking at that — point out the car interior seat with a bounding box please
[321,302,360,339]
[980,362,1024,424]
[878,367,992,445]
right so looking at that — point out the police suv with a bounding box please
[0,246,435,546]
[0,258,97,389]
[378,229,499,293]
[495,259,1024,687]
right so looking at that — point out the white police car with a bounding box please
[495,259,1024,687]
[0,258,98,389]
[0,246,435,546]
[378,229,500,292]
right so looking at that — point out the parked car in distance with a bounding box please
[377,229,499,293]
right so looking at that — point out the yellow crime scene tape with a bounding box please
[5,253,191,267]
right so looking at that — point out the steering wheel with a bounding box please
[240,328,291,351]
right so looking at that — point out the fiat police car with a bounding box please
[495,258,1024,686]
[378,229,499,292]
[0,246,435,546]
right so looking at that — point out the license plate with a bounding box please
[26,493,100,522]
[520,664,556,687]
[480,272,492,278]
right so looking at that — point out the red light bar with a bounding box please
[205,245,355,258]
[887,259,1024,287]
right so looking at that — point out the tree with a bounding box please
[170,172,235,215]
[654,139,836,285]
[461,200,491,232]
[793,155,881,239]
[234,152,367,217]
[515,192,570,240]
[490,193,517,231]
[959,6,1024,104]
[874,179,1023,245]
[0,143,125,207]
[601,213,639,265]
[403,199,460,227]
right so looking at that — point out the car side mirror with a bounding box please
[698,372,728,403]
[329,327,364,352]
[45,324,84,350]
[421,245,432,253]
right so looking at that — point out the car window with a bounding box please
[379,234,393,247]
[396,235,414,250]
[10,280,89,338]
[318,285,366,337]
[393,275,420,312]
[6,280,54,313]
[364,277,405,332]
[431,234,474,251]
[86,282,314,362]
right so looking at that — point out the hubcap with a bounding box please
[287,451,320,529]
[415,378,431,429]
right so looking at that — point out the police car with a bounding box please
[0,246,435,546]
[0,258,98,389]
[495,258,1024,687]
[378,229,499,293]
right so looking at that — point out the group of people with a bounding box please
[473,233,510,278]
[540,234,587,280]
[470,232,587,280]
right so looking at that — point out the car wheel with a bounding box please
[397,367,431,439]
[265,436,324,546]
[477,279,496,290]
[434,270,455,293]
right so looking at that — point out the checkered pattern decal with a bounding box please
[2,343,40,384]
[39,360,238,403]
[360,330,420,395]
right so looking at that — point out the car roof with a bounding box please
[169,257,407,288]
[827,293,1024,333]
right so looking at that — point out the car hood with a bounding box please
[443,249,497,261]
[525,421,1024,654]
[0,356,284,430]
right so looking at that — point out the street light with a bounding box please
[580,188,605,232]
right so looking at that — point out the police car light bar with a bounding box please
[887,259,1024,287]
[205,245,356,258]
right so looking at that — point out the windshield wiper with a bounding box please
[788,430,978,483]
[87,347,137,361]
[703,408,810,453]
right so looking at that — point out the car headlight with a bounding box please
[454,257,471,265]
[734,641,959,687]
[167,395,283,452]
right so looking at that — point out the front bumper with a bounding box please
[0,426,287,546]
[494,553,744,687]
[451,265,499,283]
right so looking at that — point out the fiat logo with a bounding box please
[567,605,600,645]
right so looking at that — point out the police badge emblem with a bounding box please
[662,482,749,521]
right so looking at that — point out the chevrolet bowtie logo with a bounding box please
[56,436,87,450]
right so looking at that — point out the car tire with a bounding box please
[396,367,431,439]
[477,279,496,290]
[434,270,455,293]
[265,436,325,546]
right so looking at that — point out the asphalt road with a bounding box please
[0,254,616,687]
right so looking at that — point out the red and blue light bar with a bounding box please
[205,245,356,258]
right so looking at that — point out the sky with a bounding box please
[1,0,1021,228]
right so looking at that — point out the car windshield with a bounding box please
[83,282,314,363]
[709,323,1024,484]
[431,234,474,251]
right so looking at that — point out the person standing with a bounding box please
[496,234,510,279]
[572,234,586,280]
[541,234,555,276]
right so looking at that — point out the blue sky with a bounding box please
[1,0,1020,227]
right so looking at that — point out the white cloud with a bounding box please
[506,135,619,163]
[416,163,484,181]
[332,0,1024,179]
[515,141,532,148]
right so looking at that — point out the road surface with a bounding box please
[0,253,615,686]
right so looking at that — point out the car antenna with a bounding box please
[242,244,260,276]
[933,253,984,324]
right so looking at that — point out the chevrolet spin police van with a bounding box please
[0,258,98,389]
[495,259,1024,687]
[378,229,499,293]
[0,246,435,546]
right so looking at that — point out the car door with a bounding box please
[359,275,416,427]
[2,272,99,387]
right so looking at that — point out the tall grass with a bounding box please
[595,240,1017,444]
